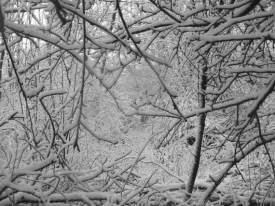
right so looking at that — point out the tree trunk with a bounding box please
[0,50,5,98]
[186,65,207,198]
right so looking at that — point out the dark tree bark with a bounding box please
[186,65,207,197]
[0,50,5,98]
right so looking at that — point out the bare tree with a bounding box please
[0,0,275,205]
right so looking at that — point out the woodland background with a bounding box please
[0,0,275,205]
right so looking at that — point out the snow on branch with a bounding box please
[39,89,67,99]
